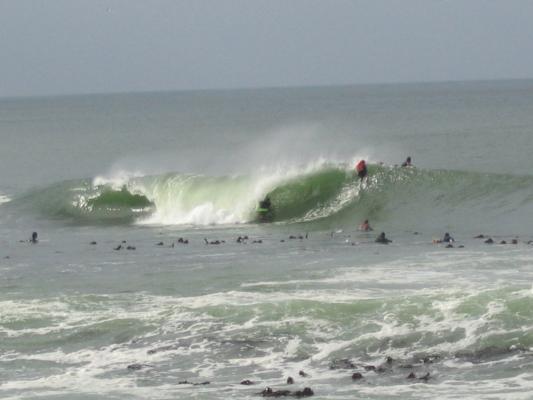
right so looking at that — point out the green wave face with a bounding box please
[265,168,354,221]
[11,181,155,225]
[87,187,153,209]
[8,164,533,230]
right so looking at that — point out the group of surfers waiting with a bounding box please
[356,156,462,246]
[358,219,455,246]
[356,156,413,244]
[357,219,394,244]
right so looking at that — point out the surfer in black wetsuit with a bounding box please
[401,156,412,167]
[259,196,271,211]
[257,196,273,222]
[433,232,454,245]
[375,232,392,244]
[442,232,454,243]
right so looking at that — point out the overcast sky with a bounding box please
[1,0,533,97]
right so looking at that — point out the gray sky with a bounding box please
[1,0,533,97]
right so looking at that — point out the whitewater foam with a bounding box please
[135,159,340,225]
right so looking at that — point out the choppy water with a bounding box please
[1,80,533,399]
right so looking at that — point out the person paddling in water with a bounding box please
[355,160,368,181]
[401,156,412,167]
[442,232,454,244]
[375,232,392,244]
[358,219,373,231]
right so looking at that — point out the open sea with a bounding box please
[1,80,533,399]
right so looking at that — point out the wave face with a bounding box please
[8,164,533,231]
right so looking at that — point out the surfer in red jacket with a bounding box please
[358,219,372,231]
[355,160,368,181]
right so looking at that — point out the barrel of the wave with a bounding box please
[256,196,274,223]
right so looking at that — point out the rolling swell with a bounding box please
[7,166,533,229]
[10,180,154,225]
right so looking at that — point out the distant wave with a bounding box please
[0,194,11,204]
[8,162,533,230]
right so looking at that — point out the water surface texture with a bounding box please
[1,80,533,399]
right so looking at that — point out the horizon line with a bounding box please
[1,76,532,101]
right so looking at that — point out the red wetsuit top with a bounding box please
[356,160,366,172]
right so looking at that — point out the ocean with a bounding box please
[1,80,533,399]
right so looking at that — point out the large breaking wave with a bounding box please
[7,162,533,231]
